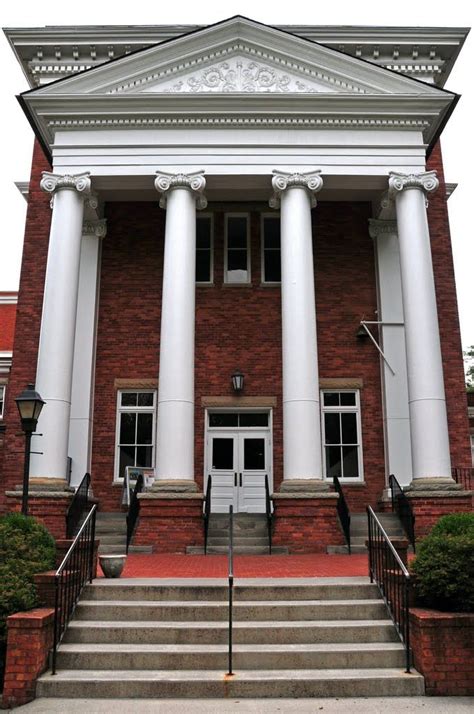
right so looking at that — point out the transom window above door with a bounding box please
[208,411,269,428]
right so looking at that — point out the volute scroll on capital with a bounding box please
[269,170,323,209]
[83,219,107,239]
[388,170,439,197]
[40,171,92,198]
[154,170,207,210]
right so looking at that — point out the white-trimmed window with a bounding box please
[321,390,363,481]
[115,390,156,481]
[225,213,250,284]
[196,214,213,284]
[0,385,5,419]
[261,214,281,283]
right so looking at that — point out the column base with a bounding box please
[273,483,344,553]
[135,486,204,553]
[405,480,472,540]
[5,482,73,539]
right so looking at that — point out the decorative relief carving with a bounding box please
[388,170,439,196]
[269,170,323,209]
[368,219,398,239]
[83,219,107,238]
[154,170,207,210]
[163,61,296,93]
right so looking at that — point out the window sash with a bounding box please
[0,385,5,418]
[321,390,363,481]
[115,390,156,480]
[261,214,281,284]
[196,214,213,284]
[224,213,250,284]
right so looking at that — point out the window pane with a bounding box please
[326,446,342,477]
[227,217,247,249]
[264,217,280,250]
[196,217,211,249]
[264,251,281,282]
[196,250,211,282]
[120,413,136,444]
[325,413,341,444]
[323,392,340,406]
[244,438,265,470]
[239,412,269,427]
[341,413,358,444]
[137,392,154,407]
[228,249,247,271]
[136,445,153,468]
[342,445,359,478]
[121,393,137,407]
[137,413,153,444]
[340,392,356,406]
[212,438,234,469]
[209,413,239,427]
[119,445,135,479]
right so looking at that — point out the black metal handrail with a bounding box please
[264,474,273,554]
[452,467,473,491]
[66,472,91,538]
[389,474,416,551]
[333,475,351,554]
[126,473,144,554]
[203,475,212,555]
[228,504,234,676]
[367,506,411,673]
[52,504,97,674]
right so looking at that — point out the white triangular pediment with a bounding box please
[30,16,444,99]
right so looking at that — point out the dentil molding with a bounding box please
[154,170,207,210]
[269,170,323,209]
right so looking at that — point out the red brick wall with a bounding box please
[0,299,17,351]
[410,608,474,696]
[427,142,472,469]
[0,141,52,510]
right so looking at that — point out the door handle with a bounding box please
[239,473,242,487]
[234,472,237,487]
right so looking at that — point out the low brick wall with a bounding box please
[273,495,344,553]
[134,495,204,552]
[407,494,472,541]
[410,608,474,696]
[1,609,54,709]
[5,492,72,540]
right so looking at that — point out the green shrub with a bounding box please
[411,513,474,613]
[0,513,56,643]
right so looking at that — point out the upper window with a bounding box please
[225,214,250,284]
[196,214,213,284]
[115,390,156,481]
[261,215,281,283]
[0,385,5,419]
[321,390,363,481]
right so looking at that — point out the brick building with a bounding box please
[1,17,471,551]
[0,293,17,449]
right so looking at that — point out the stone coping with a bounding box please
[5,490,72,499]
[138,492,204,500]
[272,492,339,500]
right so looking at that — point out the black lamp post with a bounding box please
[15,384,45,516]
[231,370,244,393]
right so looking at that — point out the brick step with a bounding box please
[37,668,424,699]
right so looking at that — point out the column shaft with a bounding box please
[31,173,91,481]
[389,172,451,480]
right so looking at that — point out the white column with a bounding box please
[30,172,92,482]
[68,219,105,486]
[154,171,206,482]
[270,170,324,483]
[388,171,452,483]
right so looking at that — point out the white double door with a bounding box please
[207,430,271,513]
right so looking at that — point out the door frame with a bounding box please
[204,407,273,513]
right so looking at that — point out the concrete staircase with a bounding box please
[96,512,151,555]
[188,513,288,555]
[328,512,407,554]
[36,578,424,699]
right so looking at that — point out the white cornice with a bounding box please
[0,295,18,305]
[4,21,469,89]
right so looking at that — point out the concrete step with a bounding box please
[97,534,127,545]
[206,536,270,545]
[37,668,424,699]
[326,545,367,554]
[82,580,380,602]
[74,599,388,622]
[98,545,127,555]
[191,545,288,555]
[64,619,399,645]
[54,642,406,671]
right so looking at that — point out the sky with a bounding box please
[1,0,473,349]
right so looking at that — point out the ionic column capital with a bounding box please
[83,219,107,239]
[368,219,398,240]
[154,170,207,210]
[269,170,323,209]
[388,171,439,198]
[40,172,92,198]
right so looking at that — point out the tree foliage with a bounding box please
[464,345,474,392]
